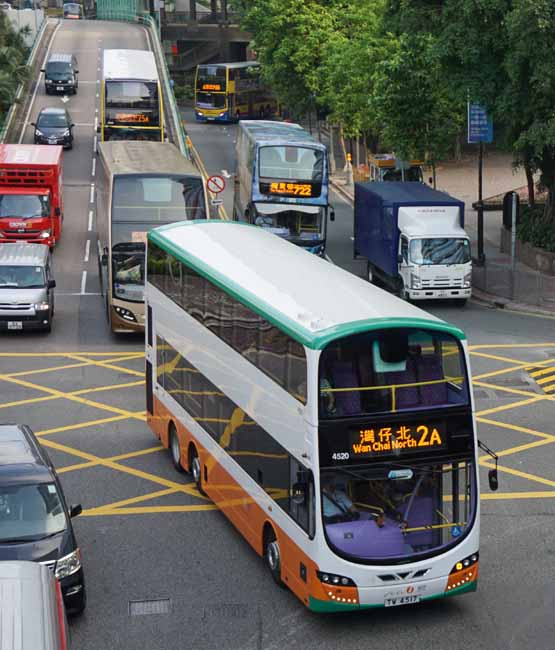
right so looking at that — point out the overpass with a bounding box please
[162,1,251,72]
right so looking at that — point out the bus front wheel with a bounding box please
[264,526,284,587]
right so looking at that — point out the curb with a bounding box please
[471,288,555,318]
[330,179,354,204]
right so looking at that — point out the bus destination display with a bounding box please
[330,422,446,462]
[114,113,151,124]
[202,83,221,91]
[261,181,314,198]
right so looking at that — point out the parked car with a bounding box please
[32,107,74,149]
[0,244,56,332]
[42,53,79,95]
[63,2,83,19]
[0,424,86,614]
[0,561,71,649]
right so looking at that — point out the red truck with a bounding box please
[0,144,64,249]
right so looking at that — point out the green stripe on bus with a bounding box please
[148,224,466,350]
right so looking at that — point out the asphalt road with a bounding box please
[0,19,554,650]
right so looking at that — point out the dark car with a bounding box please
[0,424,86,615]
[42,53,79,95]
[32,107,74,149]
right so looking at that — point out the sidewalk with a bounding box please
[329,151,555,315]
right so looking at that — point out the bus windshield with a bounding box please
[410,238,471,266]
[318,328,468,418]
[105,81,158,110]
[253,204,324,242]
[320,459,476,563]
[259,146,324,181]
[196,65,227,92]
[196,92,226,109]
[0,194,50,219]
[112,244,144,302]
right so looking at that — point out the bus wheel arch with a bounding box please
[263,523,284,587]
[168,421,185,473]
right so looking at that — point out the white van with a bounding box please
[0,561,70,650]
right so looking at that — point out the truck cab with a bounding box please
[0,145,63,249]
[369,153,425,183]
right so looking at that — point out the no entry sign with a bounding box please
[206,175,226,194]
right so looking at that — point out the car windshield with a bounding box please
[382,167,423,182]
[64,3,81,13]
[320,460,476,562]
[37,113,68,128]
[0,193,50,219]
[0,483,67,542]
[46,62,71,75]
[112,247,145,302]
[259,146,324,181]
[0,265,45,289]
[410,238,471,265]
[319,328,468,419]
[254,205,324,241]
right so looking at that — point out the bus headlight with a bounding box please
[55,549,82,579]
[317,571,355,586]
[114,306,137,322]
[463,272,472,288]
[446,552,479,592]
[410,273,421,289]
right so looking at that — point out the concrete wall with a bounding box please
[5,9,45,47]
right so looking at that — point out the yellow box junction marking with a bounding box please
[527,366,555,394]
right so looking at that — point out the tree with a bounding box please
[0,12,30,131]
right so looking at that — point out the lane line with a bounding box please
[91,157,96,177]
[58,445,164,474]
[88,210,93,231]
[470,343,555,349]
[36,412,143,437]
[63,352,144,377]
[474,357,555,381]
[18,21,62,143]
[93,135,97,153]
[83,504,218,516]
[480,459,555,488]
[94,116,98,132]
[89,183,95,203]
[476,395,545,417]
[80,270,87,294]
[84,239,90,262]
[0,352,143,357]
[477,416,554,440]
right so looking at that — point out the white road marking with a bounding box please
[58,292,101,296]
[91,157,96,177]
[94,116,98,131]
[325,253,334,264]
[88,210,93,231]
[84,239,90,262]
[90,183,95,203]
[80,271,87,295]
[221,170,231,178]
[96,93,99,98]
[61,95,69,104]
[93,135,97,153]
[18,21,62,143]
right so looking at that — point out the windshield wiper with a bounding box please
[0,537,36,544]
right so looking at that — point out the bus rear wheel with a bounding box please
[264,527,284,587]
[169,423,185,473]
[189,446,206,496]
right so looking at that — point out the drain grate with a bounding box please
[129,598,171,616]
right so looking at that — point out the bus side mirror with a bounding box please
[101,250,108,265]
[397,254,403,264]
[488,469,498,491]
[40,68,45,73]
[329,209,335,222]
[96,126,101,133]
[69,504,82,518]
[291,482,307,505]
[47,279,56,289]
[55,207,61,217]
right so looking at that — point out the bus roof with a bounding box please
[238,121,325,149]
[102,49,158,82]
[97,141,199,177]
[199,62,260,70]
[149,221,465,349]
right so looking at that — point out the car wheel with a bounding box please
[169,423,185,473]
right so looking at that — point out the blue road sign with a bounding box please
[467,103,493,144]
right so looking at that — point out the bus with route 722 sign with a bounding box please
[145,220,499,612]
[233,121,333,255]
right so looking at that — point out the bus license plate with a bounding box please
[7,322,23,330]
[384,595,420,607]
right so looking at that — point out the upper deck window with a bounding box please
[259,146,324,182]
[319,328,468,419]
[105,81,158,109]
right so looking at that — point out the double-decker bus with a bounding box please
[194,62,276,123]
[100,50,164,142]
[234,121,332,255]
[145,220,498,612]
[96,141,208,333]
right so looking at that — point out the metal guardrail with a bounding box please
[163,10,239,25]
[0,14,48,144]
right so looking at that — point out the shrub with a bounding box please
[516,205,555,252]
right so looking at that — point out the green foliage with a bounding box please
[517,204,555,252]
[0,13,30,130]
[173,82,194,104]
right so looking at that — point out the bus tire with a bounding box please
[169,422,185,473]
[189,446,206,496]
[264,526,284,587]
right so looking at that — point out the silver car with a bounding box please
[0,244,56,333]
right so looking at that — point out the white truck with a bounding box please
[354,182,472,305]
